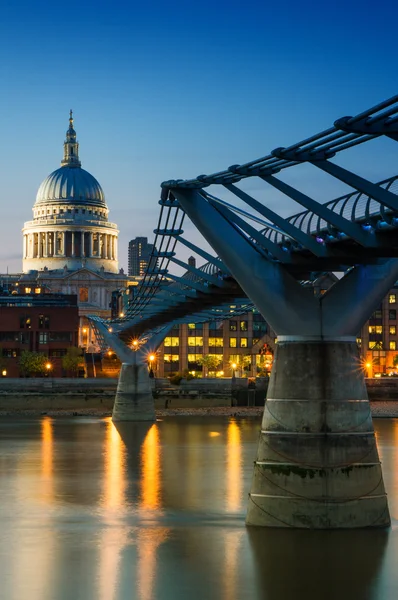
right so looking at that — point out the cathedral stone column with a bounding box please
[81,230,86,257]
[44,232,48,258]
[89,232,93,257]
[71,231,75,257]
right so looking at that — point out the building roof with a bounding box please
[34,111,107,209]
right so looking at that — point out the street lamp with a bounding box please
[149,354,155,379]
[231,362,237,383]
[132,339,139,350]
[45,362,52,377]
[1,369,6,377]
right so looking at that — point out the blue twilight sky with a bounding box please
[0,0,398,272]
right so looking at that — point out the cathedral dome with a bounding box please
[35,166,106,208]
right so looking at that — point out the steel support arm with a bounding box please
[311,161,398,212]
[261,174,372,246]
[206,195,291,262]
[172,235,227,271]
[172,187,319,336]
[169,256,222,284]
[223,183,326,256]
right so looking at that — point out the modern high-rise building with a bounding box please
[128,237,156,276]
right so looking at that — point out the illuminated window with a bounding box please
[35,288,41,294]
[390,294,396,304]
[164,354,179,363]
[229,321,237,331]
[188,323,196,329]
[390,341,397,350]
[240,338,248,348]
[208,337,223,347]
[390,326,396,335]
[187,337,203,347]
[229,338,237,348]
[164,337,179,347]
[240,321,248,331]
[369,341,383,350]
[25,287,31,294]
[369,325,383,334]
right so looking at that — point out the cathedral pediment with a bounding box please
[64,268,107,281]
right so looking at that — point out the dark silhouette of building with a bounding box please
[128,237,157,276]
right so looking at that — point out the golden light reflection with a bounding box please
[102,418,127,510]
[137,528,169,600]
[209,431,221,437]
[41,417,54,503]
[223,530,244,600]
[226,419,242,513]
[98,419,128,600]
[140,424,161,511]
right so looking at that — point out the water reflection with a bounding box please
[40,416,54,503]
[98,419,128,600]
[226,419,242,513]
[102,418,127,511]
[140,424,161,511]
[223,529,245,600]
[1,417,397,600]
[248,528,388,600]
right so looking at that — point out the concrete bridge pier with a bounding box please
[246,337,389,528]
[112,361,156,422]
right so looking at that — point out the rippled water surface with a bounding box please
[1,416,398,600]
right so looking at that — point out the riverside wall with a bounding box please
[0,377,396,412]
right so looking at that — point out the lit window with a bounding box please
[229,338,237,348]
[187,337,203,347]
[240,338,248,348]
[369,325,383,334]
[369,341,383,350]
[240,321,248,332]
[164,337,179,347]
[164,354,179,363]
[208,337,223,347]
[390,326,396,335]
[229,321,237,331]
[390,341,397,350]
[389,294,396,304]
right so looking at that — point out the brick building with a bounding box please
[0,293,79,377]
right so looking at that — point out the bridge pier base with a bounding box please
[112,362,156,422]
[246,339,390,528]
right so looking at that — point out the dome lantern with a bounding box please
[61,109,81,168]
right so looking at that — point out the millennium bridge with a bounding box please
[90,94,398,530]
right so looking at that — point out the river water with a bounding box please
[0,416,398,600]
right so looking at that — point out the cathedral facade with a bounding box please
[20,112,134,350]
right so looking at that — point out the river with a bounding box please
[0,416,397,599]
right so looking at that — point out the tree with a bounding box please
[62,347,84,376]
[197,354,222,376]
[19,351,47,377]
